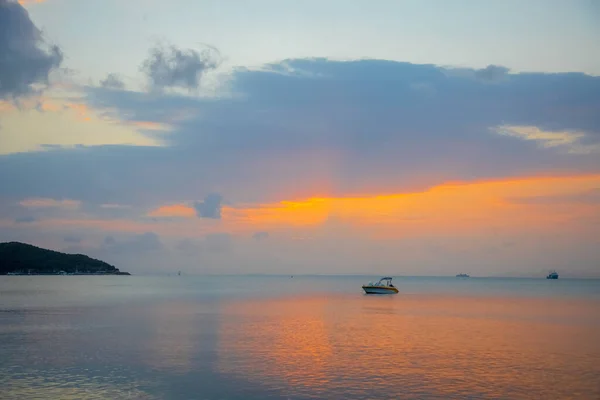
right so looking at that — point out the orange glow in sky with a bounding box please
[148,204,196,218]
[139,173,600,239]
[18,0,46,5]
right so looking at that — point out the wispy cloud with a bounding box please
[128,120,172,131]
[100,204,131,209]
[494,125,600,154]
[19,197,81,209]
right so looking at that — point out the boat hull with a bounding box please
[362,286,398,294]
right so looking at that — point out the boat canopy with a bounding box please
[374,277,394,286]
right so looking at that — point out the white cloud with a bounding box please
[493,125,600,154]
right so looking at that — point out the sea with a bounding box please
[0,275,599,400]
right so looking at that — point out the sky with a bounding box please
[1,0,599,277]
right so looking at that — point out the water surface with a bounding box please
[1,276,599,399]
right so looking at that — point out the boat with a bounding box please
[546,270,559,279]
[362,277,399,294]
[456,273,470,278]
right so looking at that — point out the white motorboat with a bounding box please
[362,277,399,294]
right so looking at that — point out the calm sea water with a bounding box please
[1,276,599,399]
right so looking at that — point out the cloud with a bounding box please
[63,102,92,121]
[100,73,125,90]
[3,173,598,276]
[100,203,131,209]
[507,188,600,205]
[205,233,231,253]
[0,0,63,98]
[63,234,82,243]
[494,125,600,154]
[148,203,195,218]
[475,65,510,82]
[0,91,165,154]
[101,232,162,254]
[19,197,81,209]
[37,98,61,112]
[14,215,36,223]
[253,231,269,241]
[128,120,171,131]
[2,58,600,208]
[173,234,234,258]
[175,238,199,254]
[141,43,221,91]
[193,194,223,219]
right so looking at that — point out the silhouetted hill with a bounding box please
[0,242,130,275]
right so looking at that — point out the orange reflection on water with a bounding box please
[217,295,600,399]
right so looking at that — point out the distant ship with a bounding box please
[456,273,470,278]
[546,270,559,279]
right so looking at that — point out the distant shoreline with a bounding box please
[4,272,131,276]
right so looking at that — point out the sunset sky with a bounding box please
[1,0,599,276]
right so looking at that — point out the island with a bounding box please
[0,242,130,275]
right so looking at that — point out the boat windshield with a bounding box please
[376,277,394,286]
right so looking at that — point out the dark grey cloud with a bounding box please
[14,216,36,223]
[141,44,220,91]
[193,194,223,219]
[1,58,599,207]
[100,73,125,90]
[0,0,63,98]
